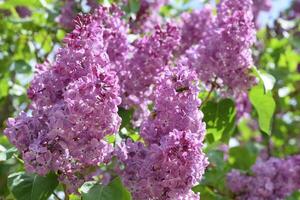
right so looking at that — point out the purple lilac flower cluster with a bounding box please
[177,6,214,55]
[118,65,208,200]
[119,24,180,126]
[4,6,124,192]
[93,5,129,69]
[288,0,300,19]
[0,6,31,18]
[182,0,256,92]
[227,155,300,200]
[15,6,32,18]
[140,65,205,144]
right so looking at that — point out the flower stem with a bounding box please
[63,185,69,200]
[199,79,218,109]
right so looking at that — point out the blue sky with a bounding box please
[260,0,293,27]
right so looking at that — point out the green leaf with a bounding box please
[192,186,212,199]
[118,108,134,129]
[8,172,58,200]
[56,29,66,41]
[192,185,228,200]
[286,191,300,200]
[202,99,236,143]
[123,0,140,15]
[0,75,9,99]
[251,67,276,92]
[249,83,276,135]
[129,0,140,14]
[0,147,18,161]
[229,144,258,170]
[80,177,131,200]
[0,162,12,196]
[69,194,81,200]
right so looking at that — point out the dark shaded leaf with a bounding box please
[202,99,236,143]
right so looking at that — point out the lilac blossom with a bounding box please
[140,65,205,144]
[119,24,180,126]
[294,0,300,14]
[5,6,123,193]
[227,155,300,199]
[177,6,214,55]
[57,0,77,30]
[57,0,99,30]
[289,0,300,19]
[15,6,31,18]
[117,65,208,199]
[182,0,256,92]
[235,92,252,120]
[118,130,206,200]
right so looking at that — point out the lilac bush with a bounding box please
[2,0,298,199]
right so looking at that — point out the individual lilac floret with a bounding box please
[227,155,300,200]
[5,6,123,193]
[119,24,179,126]
[183,0,256,92]
[118,130,207,200]
[177,6,214,55]
[140,64,205,144]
